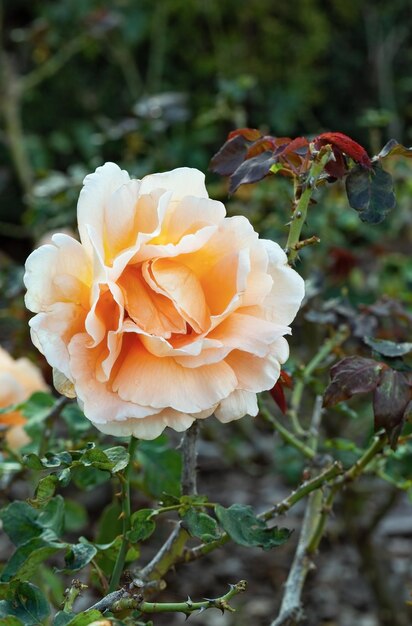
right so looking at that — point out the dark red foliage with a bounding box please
[270,371,293,414]
[314,132,372,178]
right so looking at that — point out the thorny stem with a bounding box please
[137,422,199,583]
[111,580,247,615]
[108,436,138,593]
[288,326,349,436]
[259,403,316,460]
[285,145,333,264]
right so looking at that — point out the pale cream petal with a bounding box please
[29,303,86,380]
[139,167,208,200]
[77,162,130,257]
[24,234,91,313]
[112,336,237,413]
[261,239,305,325]
[215,390,258,423]
[154,196,225,245]
[225,350,281,392]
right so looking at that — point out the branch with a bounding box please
[181,421,199,496]
[259,403,315,460]
[111,580,247,616]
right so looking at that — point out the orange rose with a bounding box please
[0,346,48,449]
[24,164,304,439]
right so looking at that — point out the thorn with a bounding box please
[186,596,193,608]
[197,606,206,614]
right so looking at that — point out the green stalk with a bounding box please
[109,436,138,593]
[285,146,333,264]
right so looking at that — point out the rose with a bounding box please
[0,346,48,449]
[24,163,304,439]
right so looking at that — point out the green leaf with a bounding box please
[61,402,92,437]
[0,582,50,625]
[71,466,111,491]
[127,509,156,543]
[59,541,97,573]
[53,610,104,626]
[28,474,59,508]
[104,446,129,473]
[139,437,182,498]
[0,618,24,626]
[182,509,221,543]
[63,499,88,533]
[345,163,395,224]
[77,448,112,470]
[364,336,412,358]
[0,502,43,546]
[215,504,291,550]
[0,534,63,582]
[96,502,123,544]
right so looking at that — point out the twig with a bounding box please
[111,580,247,615]
[270,396,324,626]
[137,422,200,582]
[259,403,315,460]
[288,326,349,435]
[181,421,199,496]
[108,436,138,593]
[63,579,88,612]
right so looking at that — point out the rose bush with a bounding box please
[0,346,48,449]
[24,164,304,439]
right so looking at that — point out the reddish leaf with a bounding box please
[278,136,309,157]
[228,128,262,142]
[323,356,387,407]
[270,381,287,414]
[373,369,412,448]
[377,139,412,160]
[229,151,277,194]
[314,132,372,170]
[270,371,293,414]
[246,136,280,159]
[209,135,249,176]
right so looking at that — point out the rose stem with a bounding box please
[109,435,138,593]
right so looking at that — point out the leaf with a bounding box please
[0,582,50,625]
[127,509,156,543]
[229,151,278,194]
[28,474,59,508]
[59,541,97,573]
[209,135,249,176]
[377,139,412,160]
[53,610,104,626]
[345,163,395,224]
[182,509,221,543]
[373,369,412,448]
[215,504,291,550]
[314,132,371,168]
[104,446,129,473]
[364,336,412,358]
[71,466,111,491]
[0,501,43,546]
[63,499,88,533]
[228,128,262,141]
[0,618,24,626]
[323,356,387,407]
[138,438,182,498]
[0,534,63,582]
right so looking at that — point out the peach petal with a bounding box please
[208,312,290,357]
[68,333,161,423]
[215,390,258,423]
[112,336,237,413]
[225,350,281,392]
[148,258,210,333]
